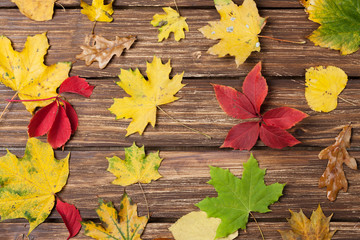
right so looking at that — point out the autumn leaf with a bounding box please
[301,0,360,55]
[81,192,148,239]
[80,0,114,22]
[108,56,185,136]
[213,62,308,150]
[305,66,348,112]
[318,124,357,201]
[12,0,55,21]
[169,211,238,240]
[107,142,163,186]
[196,154,285,238]
[278,205,336,239]
[56,199,82,240]
[76,35,136,69]
[0,33,71,113]
[151,7,189,42]
[0,138,69,234]
[200,0,266,67]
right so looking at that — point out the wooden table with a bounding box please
[1,0,360,239]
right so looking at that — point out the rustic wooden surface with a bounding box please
[0,0,360,239]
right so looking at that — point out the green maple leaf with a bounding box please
[302,0,360,55]
[196,154,285,238]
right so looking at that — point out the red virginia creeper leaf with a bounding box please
[221,121,260,150]
[59,76,94,98]
[260,124,300,149]
[56,198,82,240]
[48,105,72,149]
[242,62,267,114]
[212,84,257,119]
[28,100,58,137]
[262,107,308,130]
[62,100,78,134]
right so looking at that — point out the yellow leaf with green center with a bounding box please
[11,0,55,21]
[305,66,348,112]
[151,7,189,42]
[81,192,148,240]
[80,0,114,22]
[108,56,185,136]
[0,33,71,113]
[107,142,163,186]
[0,138,69,234]
[200,0,266,67]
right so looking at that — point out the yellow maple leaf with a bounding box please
[80,0,114,22]
[82,192,148,240]
[107,142,163,186]
[11,0,55,21]
[278,205,336,240]
[305,66,348,112]
[169,211,238,240]
[151,7,189,42]
[0,33,71,113]
[108,56,185,136]
[200,0,266,67]
[0,138,69,234]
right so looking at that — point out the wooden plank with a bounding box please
[2,9,360,78]
[0,78,359,148]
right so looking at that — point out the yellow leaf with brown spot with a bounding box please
[0,33,71,113]
[12,0,55,21]
[80,0,114,22]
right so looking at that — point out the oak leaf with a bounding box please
[56,199,82,240]
[151,7,189,42]
[108,56,185,136]
[200,0,266,67]
[12,0,55,21]
[107,142,163,186]
[0,138,69,234]
[0,32,71,113]
[76,35,136,69]
[305,66,348,112]
[80,0,114,22]
[318,124,357,201]
[196,154,285,238]
[278,205,336,240]
[81,192,148,239]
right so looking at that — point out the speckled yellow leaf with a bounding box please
[151,7,189,42]
[81,192,148,240]
[200,0,266,67]
[12,0,55,21]
[107,142,163,186]
[170,211,238,240]
[0,33,71,113]
[305,66,347,112]
[80,0,114,22]
[108,56,185,136]
[0,138,69,234]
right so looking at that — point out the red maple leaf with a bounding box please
[213,62,308,150]
[56,198,82,240]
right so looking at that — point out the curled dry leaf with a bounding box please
[12,0,55,21]
[76,35,136,69]
[318,124,357,201]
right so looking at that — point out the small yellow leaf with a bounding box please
[0,138,69,234]
[80,0,114,22]
[81,192,148,240]
[151,7,189,42]
[200,0,266,67]
[107,142,163,186]
[108,56,185,136]
[0,33,71,113]
[12,0,55,21]
[305,66,348,112]
[169,211,238,240]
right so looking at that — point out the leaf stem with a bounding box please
[258,35,306,44]
[249,212,265,240]
[173,0,180,14]
[6,96,58,102]
[138,182,150,218]
[0,92,18,121]
[338,96,357,106]
[92,21,97,35]
[55,1,66,12]
[156,105,212,139]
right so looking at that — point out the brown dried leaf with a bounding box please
[76,35,136,69]
[318,124,357,201]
